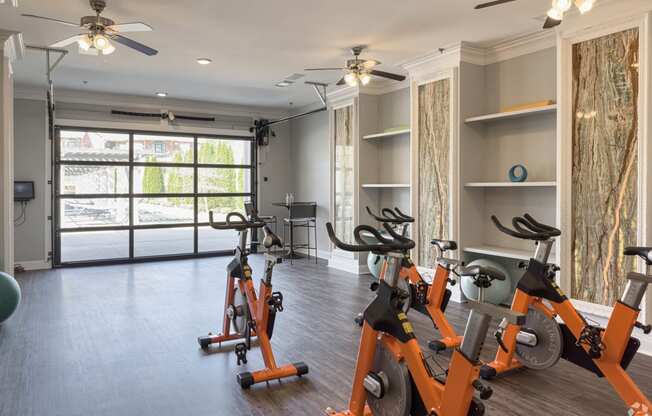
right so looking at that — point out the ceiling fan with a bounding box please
[305,46,406,87]
[22,0,157,56]
[474,0,596,29]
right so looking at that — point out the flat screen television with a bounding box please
[14,181,35,202]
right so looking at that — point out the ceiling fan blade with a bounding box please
[22,13,79,27]
[50,35,85,48]
[362,60,380,69]
[543,16,562,29]
[111,34,158,56]
[474,0,518,9]
[304,68,345,71]
[369,70,406,82]
[106,22,153,33]
[336,77,346,86]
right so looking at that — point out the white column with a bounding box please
[0,29,22,274]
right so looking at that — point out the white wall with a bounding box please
[13,98,48,266]
[288,109,330,257]
[11,88,292,266]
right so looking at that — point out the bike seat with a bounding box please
[431,239,458,252]
[263,229,283,249]
[624,247,652,265]
[459,265,505,281]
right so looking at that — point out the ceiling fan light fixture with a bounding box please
[574,0,594,14]
[359,72,371,86]
[101,43,116,55]
[553,0,572,12]
[78,35,92,51]
[93,34,110,50]
[196,58,212,65]
[344,72,359,87]
[547,7,564,21]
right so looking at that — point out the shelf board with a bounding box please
[362,184,411,189]
[363,129,411,140]
[464,245,537,261]
[465,105,557,123]
[464,181,556,188]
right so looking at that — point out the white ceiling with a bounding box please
[1,0,554,109]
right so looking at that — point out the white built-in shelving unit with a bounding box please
[362,184,411,189]
[362,129,411,140]
[464,104,557,123]
[458,48,558,273]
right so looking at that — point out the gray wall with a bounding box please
[484,47,557,112]
[257,122,294,227]
[14,98,48,264]
[289,110,330,256]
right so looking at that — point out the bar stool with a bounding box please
[283,203,317,264]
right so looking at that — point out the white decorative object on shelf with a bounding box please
[464,181,556,188]
[465,104,557,123]
[362,129,411,140]
[362,184,411,189]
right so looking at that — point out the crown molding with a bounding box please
[359,79,409,96]
[326,85,358,107]
[14,85,288,120]
[0,30,24,62]
[484,30,556,65]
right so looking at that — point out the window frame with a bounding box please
[53,126,257,267]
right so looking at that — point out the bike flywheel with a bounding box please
[515,307,563,370]
[367,342,412,416]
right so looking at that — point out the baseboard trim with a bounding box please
[294,248,331,260]
[15,260,51,271]
[328,254,369,275]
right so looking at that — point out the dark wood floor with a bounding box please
[1,256,651,416]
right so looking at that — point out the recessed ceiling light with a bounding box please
[155,92,168,97]
[196,58,212,65]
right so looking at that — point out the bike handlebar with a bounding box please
[366,206,415,224]
[209,211,266,231]
[491,215,549,241]
[326,222,414,253]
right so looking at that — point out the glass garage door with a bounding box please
[53,128,255,266]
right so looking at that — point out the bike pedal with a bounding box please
[235,343,248,365]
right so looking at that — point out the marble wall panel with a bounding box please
[334,105,355,244]
[418,79,451,267]
[571,28,639,306]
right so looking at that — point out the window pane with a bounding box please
[134,227,194,257]
[197,197,247,222]
[60,165,129,195]
[135,197,194,225]
[61,198,129,228]
[60,130,129,162]
[133,166,194,194]
[197,138,251,165]
[198,226,240,252]
[133,134,194,163]
[61,230,129,262]
[198,168,250,194]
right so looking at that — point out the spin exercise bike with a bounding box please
[325,221,525,416]
[197,210,309,389]
[481,214,652,412]
[362,206,464,352]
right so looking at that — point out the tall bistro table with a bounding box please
[272,201,316,259]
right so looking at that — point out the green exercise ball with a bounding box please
[0,272,21,324]
[367,253,384,281]
[460,259,512,305]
